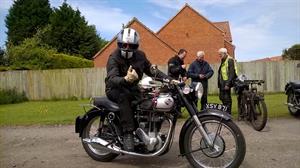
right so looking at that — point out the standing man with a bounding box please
[217,48,237,114]
[167,49,187,81]
[168,49,187,117]
[188,51,214,110]
[105,28,173,151]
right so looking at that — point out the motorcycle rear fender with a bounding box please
[75,108,104,137]
[178,109,231,155]
[285,84,292,94]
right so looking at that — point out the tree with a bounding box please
[282,44,300,60]
[0,47,6,65]
[41,2,106,59]
[5,0,52,45]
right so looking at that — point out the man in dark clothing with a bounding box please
[217,48,237,114]
[188,51,214,110]
[167,49,187,117]
[167,49,187,81]
[105,28,172,152]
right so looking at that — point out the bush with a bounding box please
[0,88,28,104]
[7,37,93,70]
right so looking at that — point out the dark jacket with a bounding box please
[105,49,168,93]
[167,55,187,80]
[218,56,236,89]
[187,60,214,85]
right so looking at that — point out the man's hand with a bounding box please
[124,65,139,83]
[199,74,205,79]
[182,76,188,82]
[224,85,230,90]
[181,64,186,69]
[171,79,180,85]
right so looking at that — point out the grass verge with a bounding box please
[0,94,289,126]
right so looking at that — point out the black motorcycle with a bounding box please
[285,81,300,116]
[75,76,246,168]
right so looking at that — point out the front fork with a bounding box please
[177,86,215,147]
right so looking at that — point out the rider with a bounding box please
[105,28,174,152]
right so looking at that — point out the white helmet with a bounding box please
[117,28,140,59]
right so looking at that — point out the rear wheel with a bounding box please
[250,96,267,131]
[81,114,119,162]
[183,116,246,168]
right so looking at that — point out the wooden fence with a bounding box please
[0,61,299,100]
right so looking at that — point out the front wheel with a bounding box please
[183,116,246,168]
[250,97,268,131]
[81,113,119,162]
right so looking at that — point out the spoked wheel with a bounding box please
[287,93,300,116]
[183,116,246,168]
[81,114,119,162]
[250,96,267,131]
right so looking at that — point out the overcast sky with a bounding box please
[0,0,299,61]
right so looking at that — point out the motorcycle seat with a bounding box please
[92,96,120,112]
[290,81,300,89]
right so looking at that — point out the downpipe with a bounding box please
[83,118,174,157]
[285,103,300,110]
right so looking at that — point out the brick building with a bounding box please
[94,4,234,67]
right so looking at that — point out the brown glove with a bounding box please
[124,65,139,83]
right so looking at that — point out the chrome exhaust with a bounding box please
[83,118,174,157]
[285,103,300,109]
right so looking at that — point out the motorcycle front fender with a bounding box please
[178,109,231,155]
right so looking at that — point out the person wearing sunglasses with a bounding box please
[105,28,175,152]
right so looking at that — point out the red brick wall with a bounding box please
[94,21,177,67]
[157,6,230,64]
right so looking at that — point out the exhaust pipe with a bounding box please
[82,119,174,157]
[286,103,300,109]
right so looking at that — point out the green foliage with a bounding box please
[0,47,9,66]
[282,44,300,60]
[5,0,52,45]
[7,37,93,70]
[0,88,28,105]
[40,2,106,59]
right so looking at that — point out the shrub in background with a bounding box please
[7,37,93,70]
[0,88,28,104]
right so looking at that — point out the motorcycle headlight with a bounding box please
[183,86,191,94]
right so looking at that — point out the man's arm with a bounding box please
[204,64,214,79]
[106,56,126,87]
[187,63,199,79]
[226,59,235,86]
[144,58,170,80]
[168,58,182,75]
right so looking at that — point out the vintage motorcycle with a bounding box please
[75,71,246,168]
[285,80,300,116]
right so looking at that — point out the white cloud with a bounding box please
[50,0,132,40]
[153,11,169,20]
[0,0,13,10]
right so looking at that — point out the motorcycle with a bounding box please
[75,70,246,168]
[285,80,300,116]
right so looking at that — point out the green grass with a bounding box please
[0,94,290,126]
[0,100,90,126]
[181,93,289,119]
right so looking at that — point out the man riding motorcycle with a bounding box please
[105,28,175,151]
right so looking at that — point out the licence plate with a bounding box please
[205,103,228,112]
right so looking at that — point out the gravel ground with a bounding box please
[0,118,300,168]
